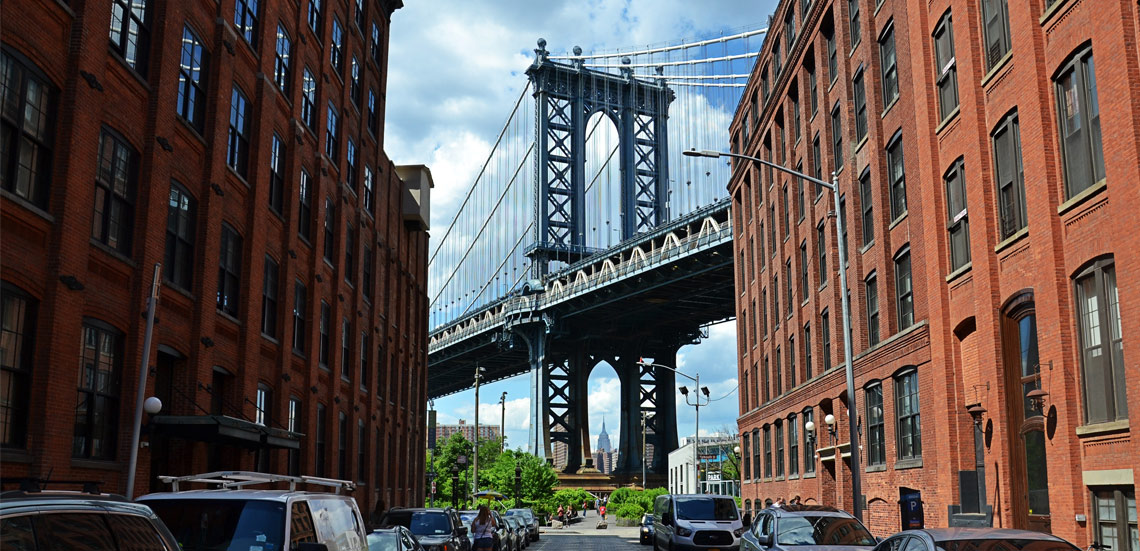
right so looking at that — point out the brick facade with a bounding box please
[729,0,1140,542]
[1,0,429,517]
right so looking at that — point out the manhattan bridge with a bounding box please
[427,26,766,481]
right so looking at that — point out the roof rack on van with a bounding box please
[157,471,356,494]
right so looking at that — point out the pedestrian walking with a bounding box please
[471,505,498,551]
[599,504,607,521]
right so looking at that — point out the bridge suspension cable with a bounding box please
[548,27,767,60]
[584,51,758,69]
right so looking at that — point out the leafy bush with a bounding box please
[615,502,646,520]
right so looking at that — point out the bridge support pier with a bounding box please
[613,347,679,480]
[513,319,551,459]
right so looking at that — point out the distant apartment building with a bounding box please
[434,420,501,444]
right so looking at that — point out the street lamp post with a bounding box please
[500,391,508,453]
[640,411,648,488]
[637,360,709,494]
[451,465,460,509]
[473,365,485,495]
[514,463,523,507]
[683,148,863,521]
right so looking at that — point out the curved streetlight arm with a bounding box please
[683,149,835,192]
[637,360,697,384]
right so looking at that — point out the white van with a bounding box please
[653,493,745,551]
[138,471,368,551]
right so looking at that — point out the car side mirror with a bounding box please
[457,526,468,536]
[661,512,672,526]
[759,532,774,548]
[742,513,752,528]
[297,544,329,551]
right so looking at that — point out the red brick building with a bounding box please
[0,0,432,515]
[729,0,1140,543]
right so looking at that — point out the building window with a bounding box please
[752,428,761,481]
[945,158,970,271]
[826,26,838,84]
[831,102,843,171]
[350,56,361,106]
[368,89,378,136]
[308,0,322,37]
[0,284,36,449]
[742,433,751,479]
[880,24,898,106]
[109,0,150,75]
[895,248,913,329]
[357,419,366,482]
[173,27,209,133]
[302,68,317,131]
[217,223,242,317]
[234,0,258,48]
[774,345,782,396]
[840,195,848,264]
[788,414,799,476]
[337,411,348,479]
[292,281,306,353]
[319,301,330,367]
[808,66,818,116]
[325,103,339,159]
[341,319,351,381]
[859,168,873,246]
[298,169,312,241]
[763,425,772,478]
[993,111,1026,238]
[363,166,375,214]
[255,384,271,425]
[761,288,768,337]
[866,272,879,346]
[775,421,785,478]
[164,181,196,292]
[800,242,809,298]
[371,22,382,65]
[344,223,355,285]
[330,19,344,73]
[933,11,959,120]
[1,49,56,209]
[887,132,906,219]
[1054,46,1104,198]
[323,197,335,263]
[853,69,867,141]
[1075,258,1126,423]
[816,221,826,288]
[269,134,285,215]
[781,185,790,236]
[804,323,812,379]
[73,321,121,460]
[895,368,922,460]
[346,138,357,190]
[287,397,301,474]
[848,0,861,49]
[821,310,831,372]
[981,0,1011,70]
[362,246,373,301]
[274,24,291,93]
[93,128,137,255]
[865,382,885,465]
[796,167,805,220]
[261,256,279,338]
[762,355,770,403]
[315,403,326,476]
[1093,488,1137,551]
[785,259,793,314]
[785,8,797,49]
[354,0,365,29]
[812,134,822,184]
[227,87,251,177]
[788,335,796,387]
[802,408,815,473]
[359,332,370,389]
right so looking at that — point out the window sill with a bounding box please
[262,334,280,345]
[888,213,907,230]
[1058,178,1107,216]
[848,40,861,58]
[853,135,869,155]
[787,474,800,481]
[107,49,151,90]
[980,50,1013,88]
[90,239,136,268]
[2,448,32,463]
[774,476,785,482]
[881,96,899,119]
[293,349,307,359]
[801,298,809,307]
[859,240,874,255]
[994,226,1029,254]
[1,189,54,223]
[71,458,120,471]
[945,262,972,283]
[216,309,242,326]
[802,472,817,479]
[1075,419,1129,437]
[894,457,923,470]
[1040,0,1076,26]
[865,464,886,473]
[935,106,961,135]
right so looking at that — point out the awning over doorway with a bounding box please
[151,415,302,450]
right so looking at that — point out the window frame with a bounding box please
[945,158,971,271]
[234,0,259,49]
[269,134,285,215]
[865,381,885,466]
[853,67,868,141]
[217,223,243,317]
[992,110,1026,239]
[895,247,914,329]
[298,168,313,241]
[866,272,879,346]
[302,68,317,131]
[175,25,207,132]
[859,167,873,246]
[831,102,844,171]
[274,24,292,94]
[226,86,251,178]
[73,320,123,460]
[0,283,36,450]
[1053,45,1104,198]
[933,11,960,120]
[164,181,196,292]
[261,255,279,338]
[109,0,151,76]
[894,368,922,460]
[92,127,138,255]
[981,0,1012,70]
[802,407,815,473]
[292,280,307,354]
[887,131,906,220]
[879,23,898,106]
[1074,258,1126,423]
[848,0,861,50]
[1,48,57,209]
[330,19,344,74]
[319,300,331,367]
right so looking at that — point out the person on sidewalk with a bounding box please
[599,504,607,521]
[471,505,498,551]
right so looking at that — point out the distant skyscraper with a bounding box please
[596,417,613,453]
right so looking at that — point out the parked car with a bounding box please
[493,511,517,551]
[653,493,745,551]
[639,513,656,545]
[369,526,426,551]
[459,510,509,551]
[505,508,540,541]
[872,528,1082,551]
[740,504,876,551]
[379,507,470,551]
[1,482,181,551]
[505,515,529,550]
[140,471,368,551]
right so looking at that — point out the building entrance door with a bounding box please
[1001,297,1050,533]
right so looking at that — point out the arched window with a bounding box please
[1,282,37,449]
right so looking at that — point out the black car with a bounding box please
[872,528,1082,551]
[380,507,470,551]
[505,508,540,542]
[369,526,427,551]
[639,513,656,545]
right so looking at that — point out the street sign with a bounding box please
[458,455,468,465]
[431,481,437,494]
[699,454,718,460]
[707,471,722,481]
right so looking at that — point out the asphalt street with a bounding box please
[530,519,647,550]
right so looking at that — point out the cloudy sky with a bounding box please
[385,0,777,454]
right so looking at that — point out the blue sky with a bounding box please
[385,0,779,453]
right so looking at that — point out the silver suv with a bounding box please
[740,505,876,551]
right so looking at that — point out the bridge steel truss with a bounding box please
[526,40,674,274]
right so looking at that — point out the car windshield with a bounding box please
[383,511,452,536]
[643,515,655,525]
[507,510,534,522]
[147,499,286,551]
[459,512,478,524]
[936,539,1081,551]
[367,532,399,551]
[775,515,876,546]
[675,497,739,521]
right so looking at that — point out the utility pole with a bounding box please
[126,264,162,500]
[641,411,647,488]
